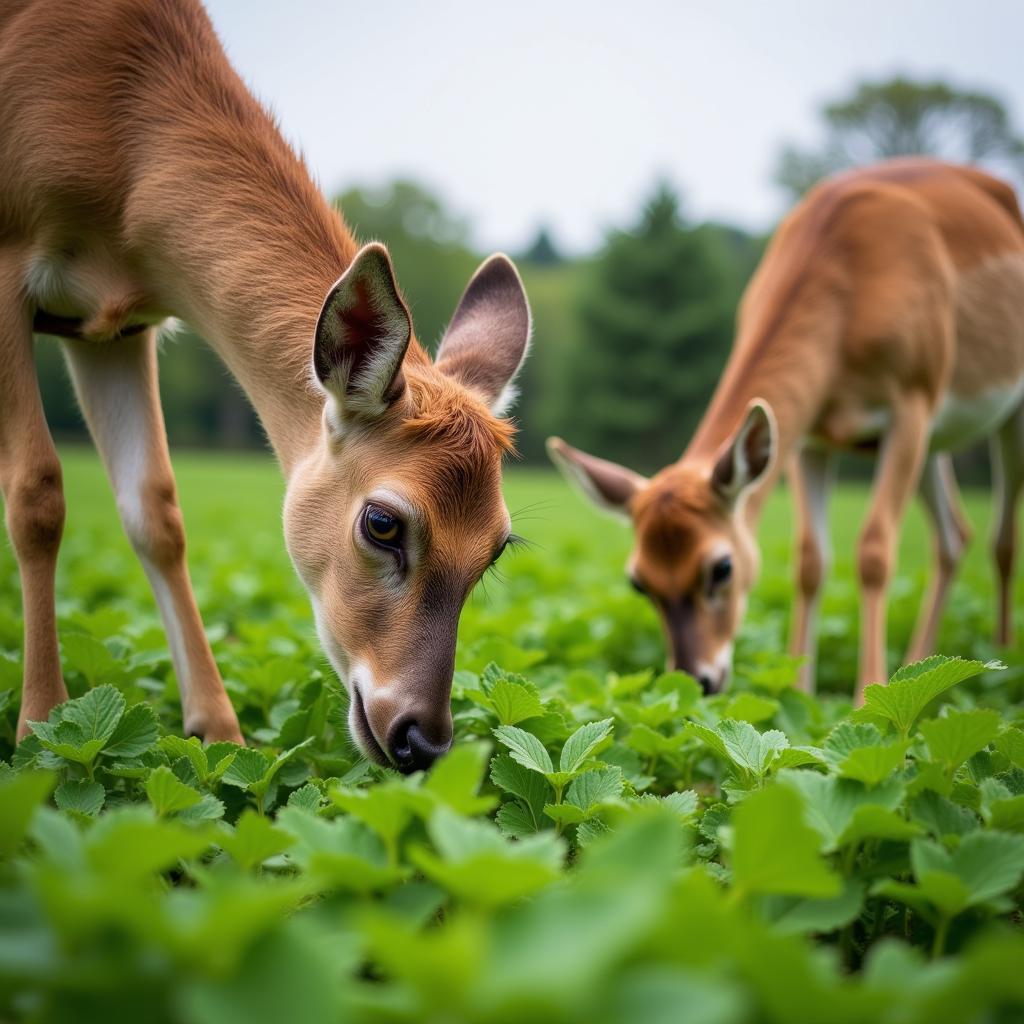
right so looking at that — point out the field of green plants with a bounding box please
[2,450,1023,1024]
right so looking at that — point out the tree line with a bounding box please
[34,76,1024,477]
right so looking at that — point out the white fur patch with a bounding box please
[930,376,1024,452]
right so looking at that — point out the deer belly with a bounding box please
[930,376,1024,452]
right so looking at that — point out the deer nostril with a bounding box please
[387,718,452,774]
[698,674,715,695]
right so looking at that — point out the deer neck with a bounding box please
[133,78,361,475]
[683,299,840,507]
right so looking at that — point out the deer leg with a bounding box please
[991,401,1024,646]
[854,394,932,705]
[0,256,68,737]
[905,454,971,663]
[62,332,243,743]
[788,446,834,694]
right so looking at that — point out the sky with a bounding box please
[204,0,1024,253]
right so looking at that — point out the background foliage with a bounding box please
[31,76,1023,477]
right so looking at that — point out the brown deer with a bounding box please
[0,0,532,770]
[550,160,1024,703]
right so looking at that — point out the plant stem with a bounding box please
[932,916,950,959]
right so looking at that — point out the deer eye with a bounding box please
[363,505,402,548]
[709,555,733,589]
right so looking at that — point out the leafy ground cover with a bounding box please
[1,451,1023,1024]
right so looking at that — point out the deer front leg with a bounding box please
[788,446,834,694]
[854,394,932,705]
[905,454,971,663]
[0,255,68,737]
[991,402,1024,646]
[62,332,243,743]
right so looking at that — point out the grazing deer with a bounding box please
[0,0,531,770]
[550,159,1024,702]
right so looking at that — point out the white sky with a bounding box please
[204,0,1024,253]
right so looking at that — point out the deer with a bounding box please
[0,0,532,771]
[549,159,1024,703]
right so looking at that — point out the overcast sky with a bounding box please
[204,0,1024,253]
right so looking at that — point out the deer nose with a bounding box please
[387,717,452,774]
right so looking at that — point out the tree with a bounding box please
[521,226,564,267]
[566,183,744,471]
[776,76,1024,199]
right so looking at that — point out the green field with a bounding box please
[1,450,1023,1023]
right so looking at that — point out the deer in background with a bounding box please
[0,0,532,770]
[550,160,1024,702]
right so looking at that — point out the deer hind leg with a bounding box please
[854,394,932,705]
[787,446,834,694]
[62,332,243,743]
[0,258,69,737]
[905,454,972,663]
[991,400,1024,646]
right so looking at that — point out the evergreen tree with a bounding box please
[569,183,740,470]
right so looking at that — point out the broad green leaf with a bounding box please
[920,709,1002,772]
[410,807,564,907]
[724,692,779,724]
[219,809,295,870]
[862,657,1001,736]
[330,782,415,852]
[60,633,122,686]
[762,879,865,935]
[0,771,55,856]
[497,800,540,838]
[486,677,546,725]
[102,702,160,759]
[160,735,210,783]
[566,766,624,810]
[689,719,788,777]
[988,794,1024,833]
[85,808,212,879]
[837,742,907,786]
[496,800,539,838]
[277,807,404,891]
[994,727,1024,770]
[287,784,324,812]
[659,790,700,821]
[54,779,105,817]
[559,718,614,774]
[910,791,979,839]
[423,741,497,815]
[221,747,272,789]
[61,684,125,745]
[146,765,203,816]
[491,753,550,832]
[837,805,921,848]
[942,831,1024,905]
[823,722,886,766]
[731,784,840,898]
[772,746,826,771]
[780,770,904,852]
[493,725,554,775]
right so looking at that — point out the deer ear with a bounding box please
[313,243,412,426]
[546,437,648,523]
[435,254,531,415]
[711,400,777,503]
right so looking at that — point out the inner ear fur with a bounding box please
[435,253,531,415]
[313,243,412,422]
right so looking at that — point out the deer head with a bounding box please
[548,401,776,693]
[284,244,530,771]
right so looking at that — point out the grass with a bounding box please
[1,448,1023,1024]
